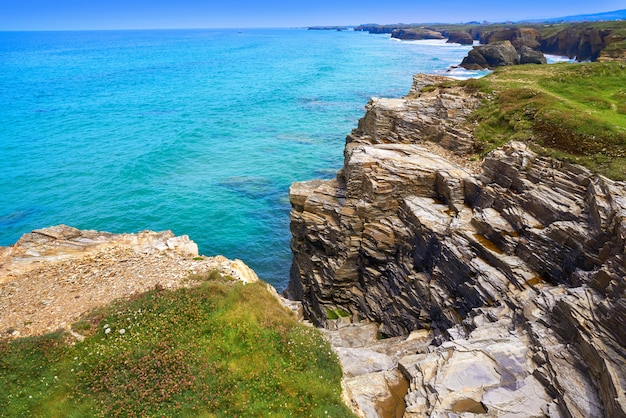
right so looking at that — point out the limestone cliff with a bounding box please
[541,26,612,61]
[287,74,626,417]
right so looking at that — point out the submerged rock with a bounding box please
[288,74,626,417]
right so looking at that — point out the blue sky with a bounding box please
[1,0,625,31]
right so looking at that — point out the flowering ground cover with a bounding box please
[464,62,626,179]
[0,272,354,417]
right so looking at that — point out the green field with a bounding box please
[0,272,354,417]
[462,62,626,179]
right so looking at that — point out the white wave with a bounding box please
[396,38,469,47]
[545,54,575,63]
[436,66,491,80]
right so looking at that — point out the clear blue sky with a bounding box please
[1,0,625,31]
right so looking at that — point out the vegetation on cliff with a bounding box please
[462,62,626,179]
[358,20,626,62]
[0,272,353,417]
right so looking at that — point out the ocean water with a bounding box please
[0,28,484,289]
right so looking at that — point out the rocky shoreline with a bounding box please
[357,22,626,67]
[287,74,626,417]
[2,37,625,417]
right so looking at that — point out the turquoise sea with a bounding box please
[0,28,484,289]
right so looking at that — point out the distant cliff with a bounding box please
[287,74,626,417]
[356,21,626,65]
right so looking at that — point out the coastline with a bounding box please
[3,24,626,417]
[0,28,479,290]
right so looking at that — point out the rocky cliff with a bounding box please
[0,225,260,338]
[361,22,626,68]
[391,28,445,41]
[287,74,626,417]
[540,26,614,61]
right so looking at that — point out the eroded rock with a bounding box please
[288,74,626,417]
[460,41,520,69]
[391,28,445,41]
[481,27,541,50]
[519,45,547,65]
[446,31,474,45]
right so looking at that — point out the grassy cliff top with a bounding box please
[459,62,626,180]
[0,272,354,417]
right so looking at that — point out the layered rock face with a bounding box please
[480,28,541,50]
[288,75,626,417]
[391,28,445,41]
[541,27,612,61]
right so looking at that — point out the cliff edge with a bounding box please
[0,225,259,339]
[287,74,626,417]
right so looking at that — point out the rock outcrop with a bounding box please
[480,28,541,50]
[460,41,520,69]
[519,45,548,64]
[288,75,626,417]
[391,28,445,41]
[0,225,259,338]
[541,26,615,61]
[597,32,626,61]
[357,23,625,64]
[446,31,474,45]
[354,24,399,34]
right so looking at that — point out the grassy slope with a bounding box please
[459,62,626,179]
[0,272,354,417]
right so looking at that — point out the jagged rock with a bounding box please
[391,28,445,41]
[519,45,547,64]
[347,74,481,155]
[400,325,554,417]
[597,33,626,61]
[541,26,616,61]
[322,321,431,418]
[460,41,520,69]
[481,27,541,50]
[288,74,626,417]
[446,31,474,45]
[343,370,408,418]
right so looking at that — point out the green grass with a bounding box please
[0,272,354,417]
[459,62,626,180]
[325,307,351,320]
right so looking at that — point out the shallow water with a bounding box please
[0,28,485,288]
